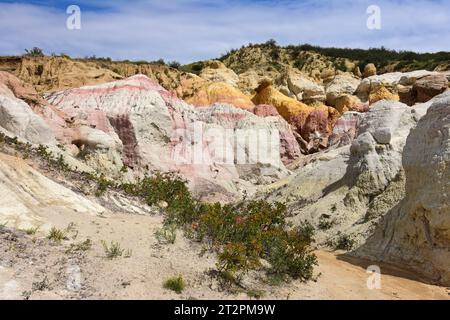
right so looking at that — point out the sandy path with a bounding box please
[281,251,449,300]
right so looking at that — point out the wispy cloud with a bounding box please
[0,0,449,63]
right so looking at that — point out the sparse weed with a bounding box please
[101,240,124,259]
[163,275,185,294]
[23,227,39,235]
[47,227,66,243]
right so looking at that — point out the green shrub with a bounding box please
[163,275,185,294]
[121,172,197,224]
[265,222,317,281]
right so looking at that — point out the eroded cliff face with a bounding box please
[355,92,450,285]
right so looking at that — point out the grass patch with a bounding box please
[163,275,185,294]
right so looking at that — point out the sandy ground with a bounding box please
[0,208,448,300]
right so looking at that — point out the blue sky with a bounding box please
[0,0,449,63]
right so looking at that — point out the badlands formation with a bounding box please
[0,48,449,299]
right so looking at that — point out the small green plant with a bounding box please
[101,240,124,259]
[155,224,177,244]
[47,227,66,243]
[163,275,185,294]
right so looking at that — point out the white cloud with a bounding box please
[0,0,449,63]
